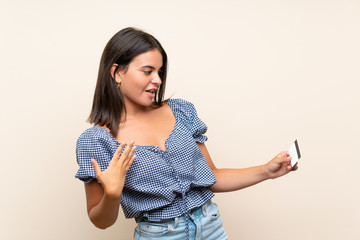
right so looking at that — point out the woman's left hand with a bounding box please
[264,151,298,179]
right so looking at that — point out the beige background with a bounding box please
[1,0,359,239]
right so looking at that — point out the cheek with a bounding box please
[121,76,147,94]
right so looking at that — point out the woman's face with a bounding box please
[116,49,163,109]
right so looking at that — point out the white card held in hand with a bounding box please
[289,140,301,167]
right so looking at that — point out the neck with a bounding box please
[120,99,154,122]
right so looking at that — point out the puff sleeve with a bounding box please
[169,99,208,143]
[75,127,118,183]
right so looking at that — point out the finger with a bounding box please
[130,155,136,164]
[91,158,101,177]
[125,146,137,163]
[119,141,135,161]
[287,163,293,171]
[277,152,291,164]
[292,164,298,171]
[125,155,137,171]
[113,143,126,161]
[283,151,290,159]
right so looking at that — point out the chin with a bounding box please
[139,98,154,107]
[126,95,154,108]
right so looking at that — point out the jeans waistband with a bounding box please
[190,199,212,215]
[150,200,212,225]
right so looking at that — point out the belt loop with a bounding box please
[202,203,207,217]
[202,200,212,217]
[173,217,179,230]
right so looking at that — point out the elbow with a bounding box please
[89,215,114,230]
[88,208,116,229]
[95,225,107,230]
[209,168,220,192]
[210,185,217,193]
[210,183,224,193]
[91,220,113,230]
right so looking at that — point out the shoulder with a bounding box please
[167,98,197,116]
[167,98,195,108]
[166,98,204,127]
[76,125,118,165]
[75,126,115,182]
[167,98,208,140]
[76,126,114,148]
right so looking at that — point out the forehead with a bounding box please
[130,49,163,68]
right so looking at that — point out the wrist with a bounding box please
[103,186,123,201]
[260,164,271,180]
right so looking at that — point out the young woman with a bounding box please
[75,27,297,240]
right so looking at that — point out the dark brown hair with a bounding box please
[88,27,168,137]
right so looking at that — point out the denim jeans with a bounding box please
[133,200,228,240]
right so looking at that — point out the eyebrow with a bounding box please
[140,65,163,70]
[140,65,156,69]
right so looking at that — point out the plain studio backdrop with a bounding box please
[1,0,359,239]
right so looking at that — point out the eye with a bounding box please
[144,70,152,75]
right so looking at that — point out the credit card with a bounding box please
[289,139,301,167]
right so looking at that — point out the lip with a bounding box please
[145,88,158,92]
[145,89,157,98]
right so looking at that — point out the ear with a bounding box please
[110,64,122,84]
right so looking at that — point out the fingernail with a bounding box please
[131,140,135,144]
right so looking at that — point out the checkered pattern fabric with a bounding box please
[75,98,216,222]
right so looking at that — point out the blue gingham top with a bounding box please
[75,98,216,222]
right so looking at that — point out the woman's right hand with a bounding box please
[90,141,136,199]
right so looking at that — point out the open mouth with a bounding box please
[145,89,157,98]
[145,90,157,94]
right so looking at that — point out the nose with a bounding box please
[152,73,162,85]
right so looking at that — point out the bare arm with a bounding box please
[196,142,296,193]
[84,142,136,229]
[85,180,122,229]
